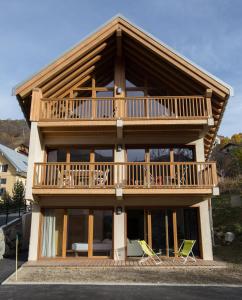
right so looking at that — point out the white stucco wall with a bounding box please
[28,204,41,261]
[194,138,205,162]
[198,199,213,260]
[113,207,126,260]
[26,122,44,201]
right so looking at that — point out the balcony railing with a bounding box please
[39,96,211,121]
[33,162,217,190]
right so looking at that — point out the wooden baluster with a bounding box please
[177,164,180,187]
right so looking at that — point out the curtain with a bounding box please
[42,209,56,257]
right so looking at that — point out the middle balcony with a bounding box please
[33,161,218,196]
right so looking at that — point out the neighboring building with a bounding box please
[219,142,241,154]
[0,144,28,201]
[15,144,29,156]
[13,16,232,262]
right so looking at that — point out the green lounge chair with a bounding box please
[138,240,163,265]
[173,240,196,264]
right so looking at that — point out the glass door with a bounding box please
[41,209,64,258]
[67,209,89,257]
[92,210,113,257]
[150,209,174,257]
[127,209,145,257]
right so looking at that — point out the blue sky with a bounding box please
[0,0,241,136]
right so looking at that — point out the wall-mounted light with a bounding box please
[116,87,122,95]
[116,206,123,215]
[117,145,122,152]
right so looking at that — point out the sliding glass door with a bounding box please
[126,208,200,258]
[92,210,113,257]
[41,209,64,258]
[67,209,89,257]
[41,208,113,259]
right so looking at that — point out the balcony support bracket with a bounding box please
[212,187,220,196]
[116,187,123,200]
[208,117,214,126]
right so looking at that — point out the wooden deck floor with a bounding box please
[25,257,227,268]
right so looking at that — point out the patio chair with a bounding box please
[138,240,163,265]
[173,240,196,264]
[95,168,110,186]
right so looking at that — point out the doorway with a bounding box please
[126,209,144,257]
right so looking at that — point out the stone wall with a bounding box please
[0,213,31,259]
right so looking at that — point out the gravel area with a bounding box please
[5,265,242,284]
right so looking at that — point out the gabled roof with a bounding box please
[0,144,28,175]
[13,15,232,158]
[13,14,233,97]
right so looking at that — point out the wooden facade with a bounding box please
[14,16,231,262]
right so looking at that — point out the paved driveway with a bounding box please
[0,285,241,300]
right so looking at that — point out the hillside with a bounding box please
[0,119,30,149]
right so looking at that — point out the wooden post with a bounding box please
[30,88,42,121]
[37,209,44,259]
[88,210,94,258]
[144,209,147,242]
[172,209,178,257]
[114,28,125,119]
[147,210,152,248]
[92,75,96,119]
[205,89,213,118]
[165,210,169,257]
[144,78,149,118]
[89,151,95,187]
[62,210,68,258]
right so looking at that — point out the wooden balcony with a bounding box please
[33,161,218,196]
[35,96,213,131]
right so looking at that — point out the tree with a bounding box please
[1,191,12,224]
[232,147,242,174]
[12,181,25,216]
[231,133,242,144]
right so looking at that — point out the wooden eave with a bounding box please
[14,15,231,158]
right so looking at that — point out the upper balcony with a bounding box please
[15,17,231,158]
[35,95,214,135]
[33,161,218,196]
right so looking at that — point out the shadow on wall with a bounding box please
[0,213,31,259]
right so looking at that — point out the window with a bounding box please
[47,149,67,162]
[94,149,114,162]
[0,164,8,172]
[70,148,90,162]
[0,178,7,184]
[174,148,194,162]
[127,149,145,162]
[0,188,6,195]
[150,148,170,162]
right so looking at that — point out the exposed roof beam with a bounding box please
[124,38,204,95]
[44,55,102,97]
[41,42,110,93]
